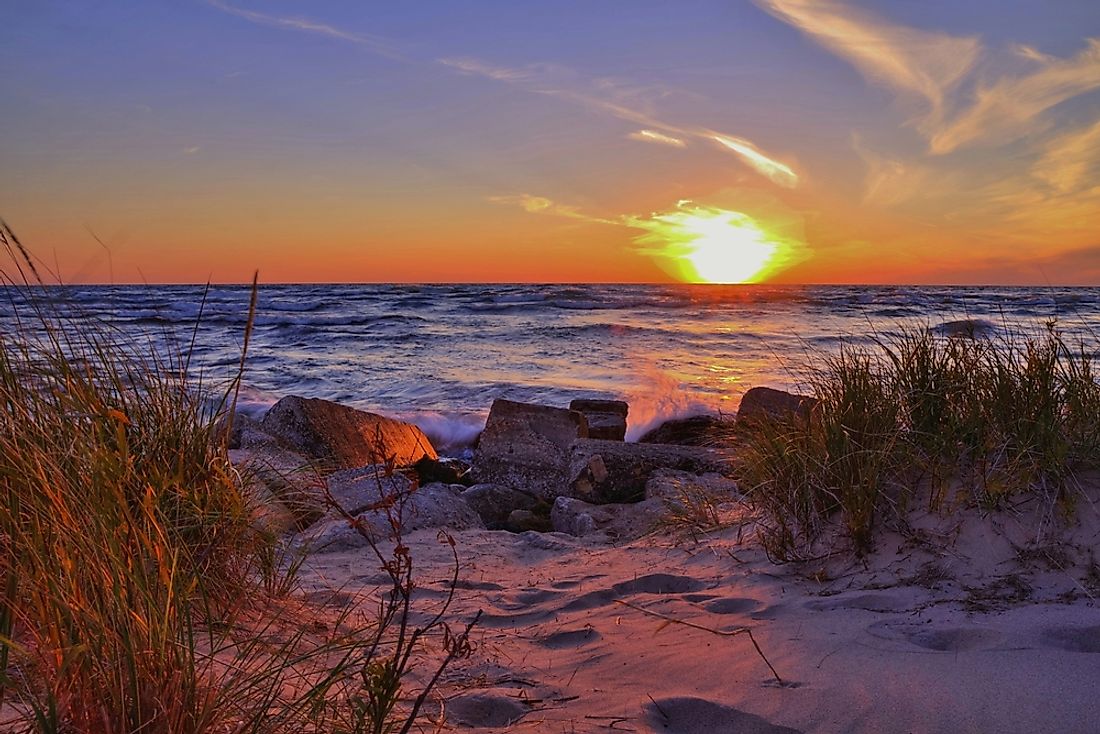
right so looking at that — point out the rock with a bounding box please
[412,456,470,486]
[260,396,436,471]
[551,495,667,541]
[638,414,733,446]
[736,387,816,422]
[300,472,484,552]
[230,447,325,530]
[645,469,739,503]
[569,399,628,441]
[551,497,600,537]
[220,412,279,450]
[506,509,547,532]
[461,483,539,529]
[568,438,729,504]
[933,318,995,339]
[470,399,588,499]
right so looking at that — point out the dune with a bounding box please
[293,481,1100,734]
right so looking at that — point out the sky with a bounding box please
[2,0,1099,284]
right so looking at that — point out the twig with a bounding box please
[615,599,783,684]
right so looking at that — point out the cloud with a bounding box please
[628,129,687,147]
[1032,116,1100,193]
[183,146,201,155]
[439,57,537,82]
[487,194,617,225]
[209,1,800,188]
[755,0,980,131]
[930,39,1100,154]
[709,134,799,188]
[206,0,403,59]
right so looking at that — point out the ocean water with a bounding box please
[5,284,1100,453]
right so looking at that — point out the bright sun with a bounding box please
[640,204,784,283]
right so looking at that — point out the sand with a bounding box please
[295,489,1100,734]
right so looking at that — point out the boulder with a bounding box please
[638,415,733,446]
[461,483,539,529]
[736,387,816,422]
[470,399,588,499]
[551,495,667,541]
[412,456,470,486]
[260,396,436,471]
[300,471,484,552]
[230,446,325,531]
[569,399,628,441]
[568,439,729,504]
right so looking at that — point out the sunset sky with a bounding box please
[3,1,1099,284]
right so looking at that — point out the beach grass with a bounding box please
[0,222,471,733]
[735,326,1100,560]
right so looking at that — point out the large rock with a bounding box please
[551,495,667,541]
[300,469,484,552]
[569,399,628,441]
[230,446,325,531]
[736,387,816,422]
[461,483,539,529]
[260,396,436,471]
[470,399,588,499]
[638,415,734,446]
[568,439,729,504]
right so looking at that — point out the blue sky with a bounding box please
[3,1,1099,283]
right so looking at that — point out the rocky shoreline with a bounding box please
[228,387,806,546]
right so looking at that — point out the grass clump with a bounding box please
[736,326,1100,560]
[0,222,474,732]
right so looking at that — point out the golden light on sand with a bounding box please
[635,203,789,283]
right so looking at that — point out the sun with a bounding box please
[638,204,786,283]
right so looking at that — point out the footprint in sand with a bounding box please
[645,697,804,734]
[1040,625,1100,653]
[805,593,912,613]
[866,620,1003,652]
[560,573,707,612]
[452,579,505,591]
[536,627,601,649]
[447,691,528,728]
[908,627,1003,652]
[702,597,761,615]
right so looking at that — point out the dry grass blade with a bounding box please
[613,599,783,684]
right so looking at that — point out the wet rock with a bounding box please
[638,414,733,446]
[260,395,437,471]
[737,386,816,422]
[412,456,470,486]
[569,398,628,441]
[461,483,538,529]
[933,318,996,339]
[470,399,588,499]
[568,438,729,504]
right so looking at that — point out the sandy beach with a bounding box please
[288,467,1100,733]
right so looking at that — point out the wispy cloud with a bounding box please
[628,129,687,147]
[755,0,980,132]
[439,57,537,82]
[487,194,618,225]
[930,39,1100,153]
[206,0,403,60]
[709,134,799,188]
[1032,116,1100,193]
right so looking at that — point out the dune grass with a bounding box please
[735,325,1100,561]
[0,222,473,732]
